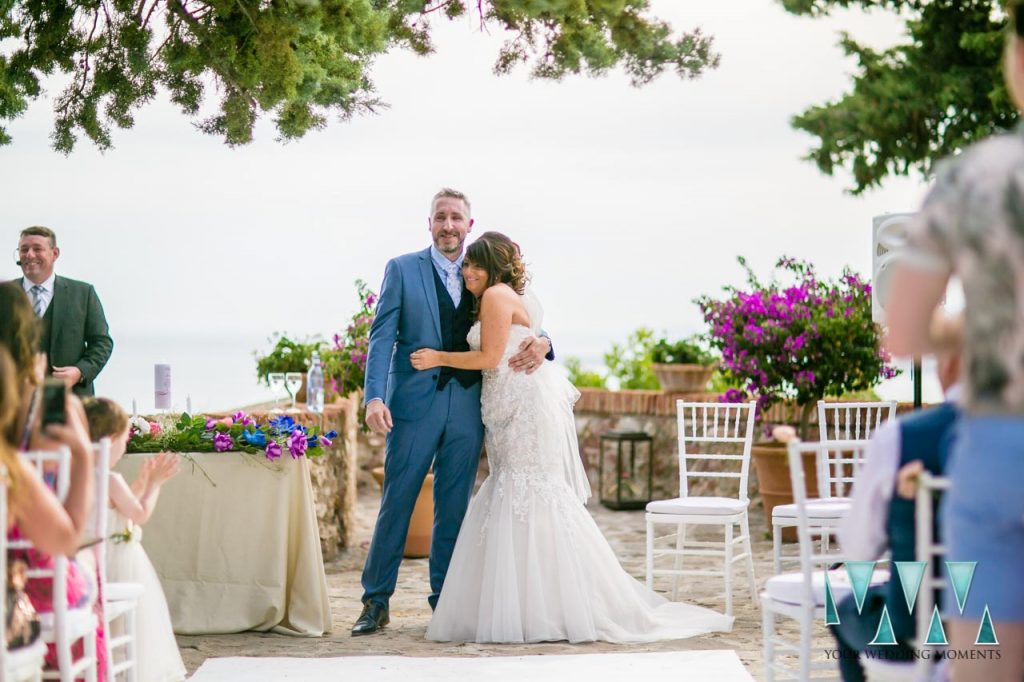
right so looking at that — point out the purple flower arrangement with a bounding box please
[696,256,899,438]
[128,411,338,460]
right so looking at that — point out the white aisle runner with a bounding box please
[189,650,753,681]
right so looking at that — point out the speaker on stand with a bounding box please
[872,213,923,409]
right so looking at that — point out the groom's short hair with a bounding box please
[431,188,471,217]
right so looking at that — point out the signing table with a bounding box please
[115,452,332,636]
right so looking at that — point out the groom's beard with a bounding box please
[434,234,464,255]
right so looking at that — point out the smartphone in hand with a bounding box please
[40,378,67,426]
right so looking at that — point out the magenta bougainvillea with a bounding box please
[697,256,898,437]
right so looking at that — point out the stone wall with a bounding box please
[349,388,920,528]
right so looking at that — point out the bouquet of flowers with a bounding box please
[128,412,337,461]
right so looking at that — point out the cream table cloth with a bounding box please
[115,452,332,636]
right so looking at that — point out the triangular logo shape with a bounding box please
[895,561,927,613]
[845,561,877,614]
[946,562,977,615]
[975,606,999,646]
[824,571,840,625]
[869,605,898,646]
[925,605,948,645]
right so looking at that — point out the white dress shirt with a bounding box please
[22,272,56,316]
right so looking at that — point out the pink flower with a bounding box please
[149,422,162,435]
[319,436,333,448]
[265,441,282,460]
[220,417,233,427]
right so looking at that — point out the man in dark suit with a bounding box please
[17,226,113,397]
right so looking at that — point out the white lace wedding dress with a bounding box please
[426,291,733,643]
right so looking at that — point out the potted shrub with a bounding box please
[255,335,322,403]
[697,256,899,534]
[649,336,717,392]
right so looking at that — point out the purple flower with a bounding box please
[319,436,333,447]
[232,411,245,423]
[288,429,308,459]
[720,388,746,403]
[366,293,377,307]
[265,441,282,460]
[214,432,233,452]
[205,418,217,430]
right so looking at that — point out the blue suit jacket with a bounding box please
[364,248,480,422]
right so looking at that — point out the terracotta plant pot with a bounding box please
[751,443,820,543]
[371,466,434,558]
[651,363,716,392]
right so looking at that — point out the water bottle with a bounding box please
[307,351,325,414]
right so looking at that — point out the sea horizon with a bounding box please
[97,332,942,417]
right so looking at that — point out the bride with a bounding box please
[410,231,733,644]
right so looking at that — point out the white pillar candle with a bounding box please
[155,363,172,410]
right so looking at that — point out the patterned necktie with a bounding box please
[30,284,45,317]
[445,262,462,308]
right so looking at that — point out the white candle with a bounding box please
[187,395,192,415]
[155,363,171,410]
[132,399,137,417]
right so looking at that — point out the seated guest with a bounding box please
[830,352,961,682]
[84,397,186,682]
[0,346,98,653]
[0,282,104,676]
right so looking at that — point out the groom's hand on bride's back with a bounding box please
[365,399,393,435]
[508,336,551,375]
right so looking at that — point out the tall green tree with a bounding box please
[780,0,1016,194]
[0,0,719,151]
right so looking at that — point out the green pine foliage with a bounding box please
[0,0,719,150]
[780,0,1015,194]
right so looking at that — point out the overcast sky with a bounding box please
[1,0,936,403]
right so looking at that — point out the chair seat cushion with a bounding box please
[772,498,851,519]
[39,607,98,641]
[646,497,749,515]
[107,581,144,602]
[4,639,46,679]
[766,567,890,606]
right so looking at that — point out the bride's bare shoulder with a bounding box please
[481,283,519,306]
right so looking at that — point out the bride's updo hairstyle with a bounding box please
[465,231,530,295]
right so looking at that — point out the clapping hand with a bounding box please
[410,349,441,370]
[142,453,180,486]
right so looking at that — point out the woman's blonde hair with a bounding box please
[0,347,23,497]
[83,397,129,441]
[0,282,41,389]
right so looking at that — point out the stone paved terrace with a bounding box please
[177,488,837,681]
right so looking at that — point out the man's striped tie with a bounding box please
[30,284,45,317]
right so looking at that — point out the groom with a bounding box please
[353,188,553,635]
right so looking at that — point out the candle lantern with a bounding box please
[598,431,655,510]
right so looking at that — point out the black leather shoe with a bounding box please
[351,602,389,636]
